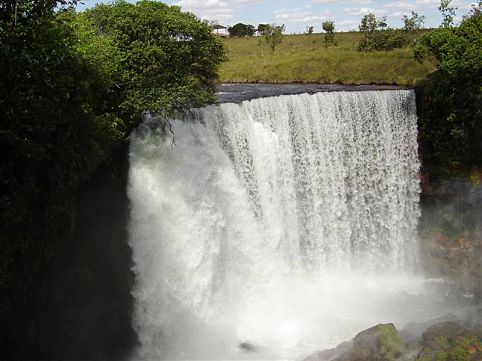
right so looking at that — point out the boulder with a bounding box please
[422,321,469,348]
[416,321,482,361]
[238,341,260,353]
[309,324,407,361]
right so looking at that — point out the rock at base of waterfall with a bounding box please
[305,324,407,361]
[238,341,261,353]
[416,321,482,361]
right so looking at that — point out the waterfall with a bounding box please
[128,90,427,360]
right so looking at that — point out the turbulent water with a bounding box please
[128,90,445,360]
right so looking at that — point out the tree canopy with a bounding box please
[322,20,336,46]
[402,11,426,32]
[415,1,482,178]
[357,11,425,51]
[257,23,270,35]
[263,23,285,52]
[80,0,225,126]
[228,22,256,37]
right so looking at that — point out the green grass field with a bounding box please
[219,32,435,86]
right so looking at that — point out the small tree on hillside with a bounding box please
[228,23,256,37]
[439,0,457,28]
[263,23,285,52]
[402,11,425,31]
[359,12,387,34]
[402,11,425,45]
[358,12,394,51]
[306,25,314,35]
[257,23,269,36]
[322,20,336,46]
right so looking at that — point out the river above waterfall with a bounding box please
[216,83,410,103]
[128,89,464,360]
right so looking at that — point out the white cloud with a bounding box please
[275,9,332,23]
[313,0,372,3]
[383,2,418,10]
[335,18,360,30]
[383,0,474,13]
[174,0,262,22]
[343,6,384,15]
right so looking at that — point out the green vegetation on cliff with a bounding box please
[416,1,482,179]
[0,1,225,358]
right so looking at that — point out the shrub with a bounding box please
[263,23,285,52]
[322,21,336,46]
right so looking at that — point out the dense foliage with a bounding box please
[322,20,336,47]
[228,22,256,37]
[257,23,270,35]
[358,12,424,51]
[0,0,225,358]
[0,2,110,357]
[415,1,482,179]
[81,1,225,125]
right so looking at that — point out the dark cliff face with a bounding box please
[40,145,138,361]
[419,178,482,302]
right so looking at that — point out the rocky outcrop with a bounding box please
[419,178,482,301]
[416,321,482,361]
[305,324,407,361]
[39,146,138,361]
[306,320,482,361]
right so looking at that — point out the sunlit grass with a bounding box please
[219,32,435,86]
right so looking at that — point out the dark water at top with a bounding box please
[216,83,410,103]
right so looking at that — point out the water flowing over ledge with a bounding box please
[127,90,452,360]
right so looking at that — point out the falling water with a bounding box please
[128,90,441,360]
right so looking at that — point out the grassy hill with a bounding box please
[219,32,435,86]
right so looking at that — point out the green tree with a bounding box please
[358,12,411,51]
[263,23,285,52]
[415,3,482,178]
[358,12,388,50]
[402,11,426,46]
[359,12,387,34]
[402,11,425,32]
[322,20,336,46]
[228,22,256,37]
[0,0,119,357]
[306,25,314,34]
[439,0,457,28]
[82,0,226,127]
[257,23,269,35]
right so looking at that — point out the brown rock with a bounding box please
[422,321,468,347]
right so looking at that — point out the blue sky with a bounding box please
[77,0,477,33]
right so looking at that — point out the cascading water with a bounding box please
[128,90,445,360]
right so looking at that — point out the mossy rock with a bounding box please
[416,335,482,361]
[336,323,407,361]
[416,322,482,361]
